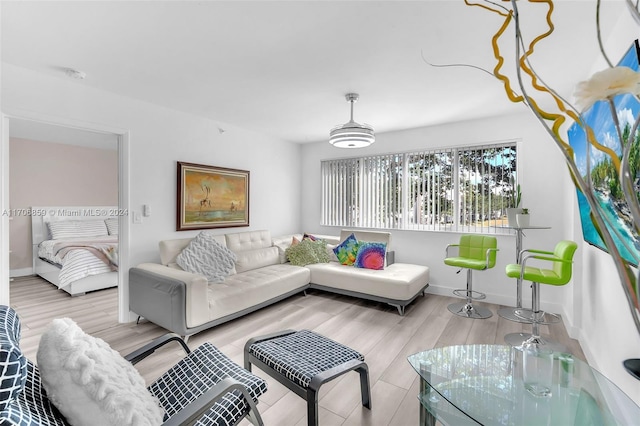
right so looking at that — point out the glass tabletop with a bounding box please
[408,345,640,426]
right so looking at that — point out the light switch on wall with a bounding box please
[133,211,143,224]
[143,204,151,217]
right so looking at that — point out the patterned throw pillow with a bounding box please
[0,307,27,411]
[285,239,330,266]
[176,232,237,283]
[354,242,386,270]
[333,233,359,266]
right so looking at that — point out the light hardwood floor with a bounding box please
[10,276,585,426]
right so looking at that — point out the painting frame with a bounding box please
[567,42,640,266]
[176,161,250,231]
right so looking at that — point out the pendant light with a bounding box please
[329,93,375,148]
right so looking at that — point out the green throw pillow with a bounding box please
[285,239,330,266]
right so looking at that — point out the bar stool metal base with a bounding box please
[497,306,533,324]
[504,332,566,352]
[448,302,493,319]
[514,310,561,325]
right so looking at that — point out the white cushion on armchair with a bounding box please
[36,318,165,426]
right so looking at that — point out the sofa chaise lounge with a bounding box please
[129,229,429,339]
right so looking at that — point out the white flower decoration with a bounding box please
[574,66,640,111]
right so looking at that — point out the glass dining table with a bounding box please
[408,344,640,426]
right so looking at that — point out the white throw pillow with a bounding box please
[176,231,237,283]
[36,318,165,426]
[326,243,340,262]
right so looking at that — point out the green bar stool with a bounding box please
[445,235,499,319]
[504,240,578,349]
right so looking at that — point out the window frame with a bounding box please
[321,140,521,234]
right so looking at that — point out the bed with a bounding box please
[31,206,119,296]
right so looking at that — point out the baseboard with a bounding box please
[10,268,34,278]
[426,284,566,322]
[576,328,597,367]
[426,284,522,307]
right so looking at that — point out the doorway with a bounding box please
[1,114,131,322]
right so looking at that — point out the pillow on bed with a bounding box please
[48,220,109,239]
[36,318,164,426]
[105,218,118,235]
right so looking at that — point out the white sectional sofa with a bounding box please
[129,229,429,338]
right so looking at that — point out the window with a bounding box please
[321,142,518,233]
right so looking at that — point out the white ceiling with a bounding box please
[0,1,630,144]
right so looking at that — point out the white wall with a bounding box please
[1,63,302,286]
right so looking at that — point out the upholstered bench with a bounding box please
[244,329,371,426]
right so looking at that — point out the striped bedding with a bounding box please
[38,236,118,289]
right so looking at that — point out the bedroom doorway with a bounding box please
[1,115,131,323]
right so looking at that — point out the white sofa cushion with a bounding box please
[234,246,280,273]
[225,230,272,252]
[207,264,310,321]
[307,262,429,301]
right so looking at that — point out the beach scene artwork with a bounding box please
[177,162,249,230]
[567,44,640,266]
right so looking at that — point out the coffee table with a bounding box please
[408,344,640,426]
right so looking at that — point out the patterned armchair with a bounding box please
[0,306,266,425]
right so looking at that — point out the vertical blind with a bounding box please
[321,142,517,233]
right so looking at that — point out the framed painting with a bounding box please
[177,161,250,231]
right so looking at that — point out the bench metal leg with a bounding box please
[357,364,372,409]
[306,388,319,426]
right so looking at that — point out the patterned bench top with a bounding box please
[247,330,364,388]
